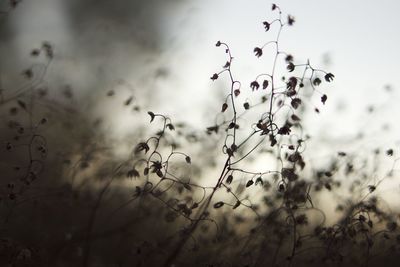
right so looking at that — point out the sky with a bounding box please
[2,0,400,222]
[173,0,400,139]
[1,0,400,147]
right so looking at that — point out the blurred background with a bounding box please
[1,0,400,134]
[2,0,399,196]
[1,0,400,266]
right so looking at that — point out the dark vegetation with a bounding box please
[1,1,400,266]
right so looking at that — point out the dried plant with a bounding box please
[1,2,400,267]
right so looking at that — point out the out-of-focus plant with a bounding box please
[2,2,400,267]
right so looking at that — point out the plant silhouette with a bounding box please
[1,2,400,267]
